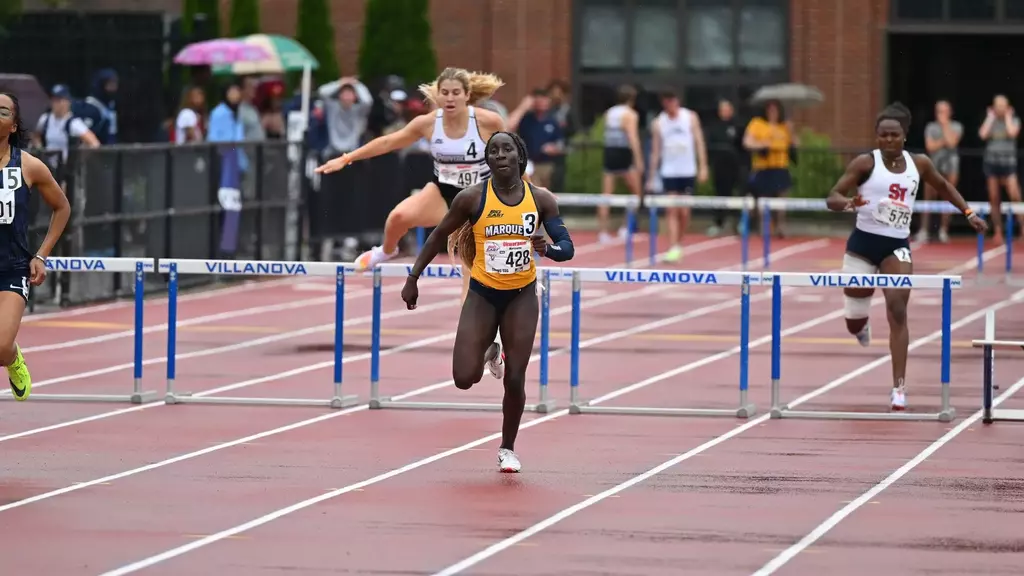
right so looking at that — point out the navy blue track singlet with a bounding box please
[0,147,32,274]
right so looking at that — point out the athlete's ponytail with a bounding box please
[447,222,476,273]
[0,91,28,149]
[419,67,504,106]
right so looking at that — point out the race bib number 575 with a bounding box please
[873,198,911,230]
[0,167,21,226]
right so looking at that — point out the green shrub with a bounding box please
[227,0,260,37]
[358,0,437,88]
[296,0,341,85]
[789,128,847,198]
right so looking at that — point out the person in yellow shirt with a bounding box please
[743,99,798,237]
[402,131,575,474]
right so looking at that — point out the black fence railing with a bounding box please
[27,135,1022,308]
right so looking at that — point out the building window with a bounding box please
[687,5,733,71]
[632,4,677,71]
[949,0,996,19]
[739,5,785,71]
[893,0,943,19]
[1008,0,1024,19]
[580,3,627,71]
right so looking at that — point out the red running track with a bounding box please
[1,232,1023,576]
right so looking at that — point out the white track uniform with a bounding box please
[842,149,920,411]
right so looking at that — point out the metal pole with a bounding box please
[132,261,144,398]
[739,274,750,410]
[538,269,550,406]
[770,274,782,414]
[940,279,952,414]
[369,267,382,401]
[569,270,581,407]
[333,265,345,401]
[165,262,178,398]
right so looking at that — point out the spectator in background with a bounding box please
[32,84,99,167]
[174,85,207,144]
[208,83,248,258]
[705,98,744,236]
[979,94,1023,244]
[508,89,565,188]
[238,76,266,142]
[546,80,574,137]
[743,99,797,238]
[598,85,644,243]
[318,76,373,158]
[256,80,286,139]
[75,68,118,145]
[919,100,962,244]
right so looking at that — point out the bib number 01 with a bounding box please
[0,167,21,226]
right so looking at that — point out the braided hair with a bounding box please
[875,101,912,134]
[0,91,28,149]
[447,131,532,273]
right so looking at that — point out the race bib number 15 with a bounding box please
[0,167,21,226]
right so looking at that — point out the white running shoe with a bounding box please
[890,386,907,411]
[497,448,521,473]
[353,245,398,272]
[485,342,505,380]
[855,325,871,347]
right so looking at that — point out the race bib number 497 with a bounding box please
[0,167,21,226]
[484,239,532,275]
[438,165,484,188]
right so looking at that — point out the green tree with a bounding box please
[197,0,221,39]
[296,0,340,85]
[0,0,21,38]
[358,0,437,87]
[228,0,260,37]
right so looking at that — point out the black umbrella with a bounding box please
[0,73,49,126]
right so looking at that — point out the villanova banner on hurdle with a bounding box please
[973,309,1024,424]
[367,262,565,414]
[768,271,962,422]
[158,258,360,409]
[566,267,758,418]
[0,257,159,405]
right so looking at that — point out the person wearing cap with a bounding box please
[33,84,99,165]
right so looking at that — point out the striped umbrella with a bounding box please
[211,34,320,75]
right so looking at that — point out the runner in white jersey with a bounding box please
[316,67,509,379]
[826,102,987,411]
[597,85,643,243]
[646,90,708,262]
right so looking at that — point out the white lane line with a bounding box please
[92,242,999,576]
[427,287,1024,576]
[750,373,1024,576]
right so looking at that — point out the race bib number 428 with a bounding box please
[484,239,532,275]
[0,167,21,226]
[873,199,911,230]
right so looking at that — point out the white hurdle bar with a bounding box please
[158,258,361,409]
[758,197,1024,278]
[568,267,758,418]
[368,262,568,414]
[973,310,1024,424]
[554,193,756,270]
[769,272,963,422]
[0,257,159,404]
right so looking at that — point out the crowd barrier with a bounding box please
[973,310,1024,424]
[480,194,1024,281]
[17,257,969,425]
[0,257,158,405]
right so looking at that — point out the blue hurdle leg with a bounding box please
[977,232,985,274]
[165,263,179,402]
[648,204,658,265]
[1006,210,1014,273]
[740,207,750,271]
[762,204,771,268]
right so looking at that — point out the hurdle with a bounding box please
[0,257,159,405]
[553,193,755,271]
[768,271,962,422]
[566,267,758,418]
[367,263,569,414]
[159,258,361,409]
[757,197,1024,281]
[973,309,1024,424]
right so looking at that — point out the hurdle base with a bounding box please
[983,408,1024,424]
[164,391,359,408]
[369,397,552,413]
[772,408,954,422]
[569,401,757,419]
[0,389,159,404]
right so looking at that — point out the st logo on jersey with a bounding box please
[888,180,918,203]
[483,211,538,238]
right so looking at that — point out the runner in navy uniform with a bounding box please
[0,92,72,400]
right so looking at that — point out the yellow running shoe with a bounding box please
[7,344,31,401]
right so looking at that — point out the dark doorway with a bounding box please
[888,33,1024,204]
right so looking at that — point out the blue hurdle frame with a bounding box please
[768,273,962,422]
[159,259,359,409]
[973,310,1024,424]
[563,268,757,418]
[0,258,159,405]
[368,265,559,414]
